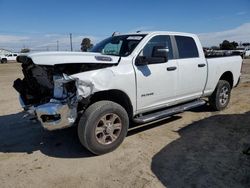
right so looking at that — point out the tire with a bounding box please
[1,58,7,64]
[209,80,231,111]
[78,100,129,155]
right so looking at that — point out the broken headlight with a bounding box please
[53,74,76,99]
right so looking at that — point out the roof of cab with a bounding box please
[120,31,198,38]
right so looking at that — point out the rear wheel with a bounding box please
[78,100,129,155]
[209,80,231,111]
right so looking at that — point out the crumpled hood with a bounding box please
[17,51,120,65]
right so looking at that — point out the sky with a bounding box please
[0,0,250,52]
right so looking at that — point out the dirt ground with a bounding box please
[0,60,249,188]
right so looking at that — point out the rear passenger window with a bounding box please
[175,36,199,58]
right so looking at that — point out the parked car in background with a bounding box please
[232,48,245,59]
[0,53,19,63]
[245,49,250,57]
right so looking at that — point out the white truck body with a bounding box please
[13,31,242,154]
[17,32,241,115]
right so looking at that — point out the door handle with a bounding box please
[167,66,177,71]
[198,63,206,67]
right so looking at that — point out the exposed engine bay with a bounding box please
[13,56,114,106]
[13,54,117,130]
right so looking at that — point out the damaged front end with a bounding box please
[13,54,116,130]
[35,98,77,131]
[35,74,78,130]
[13,59,77,130]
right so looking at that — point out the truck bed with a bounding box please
[203,55,242,96]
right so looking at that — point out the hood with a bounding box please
[17,51,120,65]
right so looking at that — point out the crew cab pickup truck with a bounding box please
[14,31,242,155]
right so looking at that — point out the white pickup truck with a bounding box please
[14,31,242,155]
[1,53,19,63]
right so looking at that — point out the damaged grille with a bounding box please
[13,56,114,106]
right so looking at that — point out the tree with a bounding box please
[231,41,238,49]
[220,40,235,50]
[20,48,30,53]
[81,38,93,52]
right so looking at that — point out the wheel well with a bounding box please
[219,71,233,88]
[88,90,133,119]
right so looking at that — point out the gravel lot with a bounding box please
[0,60,250,188]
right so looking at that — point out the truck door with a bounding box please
[174,35,207,101]
[134,35,178,113]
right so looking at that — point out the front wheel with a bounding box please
[78,100,129,155]
[1,58,7,64]
[209,80,231,111]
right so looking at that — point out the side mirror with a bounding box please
[152,46,169,63]
[135,56,148,66]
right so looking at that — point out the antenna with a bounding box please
[112,32,120,36]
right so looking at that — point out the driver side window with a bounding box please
[102,40,123,55]
[140,35,173,61]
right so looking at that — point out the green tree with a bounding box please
[20,48,30,53]
[81,38,93,52]
[231,41,238,49]
[220,40,235,50]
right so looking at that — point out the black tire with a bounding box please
[1,58,7,64]
[209,80,231,111]
[78,100,129,155]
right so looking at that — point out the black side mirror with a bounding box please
[152,46,168,63]
[135,56,148,66]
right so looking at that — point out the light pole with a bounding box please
[70,33,73,51]
[57,40,59,51]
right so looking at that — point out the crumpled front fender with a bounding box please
[71,68,115,99]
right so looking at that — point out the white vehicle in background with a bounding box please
[0,53,19,63]
[232,47,247,59]
[245,49,250,57]
[14,31,242,155]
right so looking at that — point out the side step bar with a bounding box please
[133,99,206,124]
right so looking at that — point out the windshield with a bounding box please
[91,34,146,56]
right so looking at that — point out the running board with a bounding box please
[133,99,206,124]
